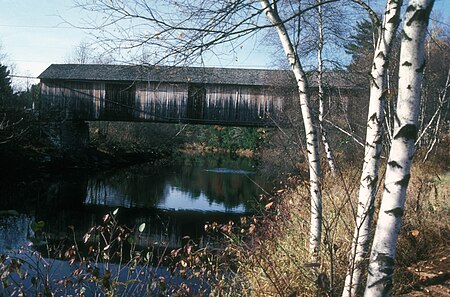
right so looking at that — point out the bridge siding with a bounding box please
[40,80,287,126]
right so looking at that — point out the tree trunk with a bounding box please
[364,0,434,295]
[317,1,337,175]
[342,0,402,295]
[260,0,322,261]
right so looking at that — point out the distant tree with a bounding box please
[417,22,449,159]
[17,84,40,110]
[0,64,14,106]
[344,19,378,73]
[0,63,22,144]
[65,40,114,64]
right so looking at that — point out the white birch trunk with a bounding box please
[260,0,322,261]
[317,1,337,174]
[364,0,434,295]
[342,0,403,295]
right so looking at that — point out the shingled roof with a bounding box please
[38,64,364,89]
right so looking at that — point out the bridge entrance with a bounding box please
[104,83,135,120]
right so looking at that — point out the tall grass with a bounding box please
[212,158,448,296]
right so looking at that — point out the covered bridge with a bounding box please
[39,64,298,127]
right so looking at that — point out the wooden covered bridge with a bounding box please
[38,64,362,148]
[39,64,298,127]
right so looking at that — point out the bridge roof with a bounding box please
[38,64,363,89]
[39,64,294,87]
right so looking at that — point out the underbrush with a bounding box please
[209,159,448,296]
[0,156,447,296]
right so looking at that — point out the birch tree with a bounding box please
[342,0,403,295]
[316,0,337,174]
[364,0,435,295]
[260,0,323,261]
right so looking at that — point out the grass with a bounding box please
[211,156,449,296]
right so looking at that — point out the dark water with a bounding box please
[0,153,269,294]
[0,153,269,253]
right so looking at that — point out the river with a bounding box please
[0,153,269,295]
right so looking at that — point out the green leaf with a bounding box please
[138,223,146,233]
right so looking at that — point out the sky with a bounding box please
[0,0,449,90]
[0,0,270,89]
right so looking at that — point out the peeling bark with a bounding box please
[364,0,434,295]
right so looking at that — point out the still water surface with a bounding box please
[0,153,269,252]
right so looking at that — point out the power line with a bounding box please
[0,24,75,29]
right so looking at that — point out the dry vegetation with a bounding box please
[209,149,449,296]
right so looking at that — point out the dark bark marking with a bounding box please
[369,112,378,122]
[384,207,404,217]
[376,51,386,59]
[406,4,415,12]
[406,5,433,27]
[394,124,418,140]
[366,142,375,148]
[407,84,412,89]
[367,253,394,295]
[395,174,411,188]
[394,113,401,126]
[374,137,383,145]
[387,12,400,24]
[402,29,412,41]
[388,160,403,169]
[370,75,380,89]
[416,61,426,73]
[402,61,412,67]
[369,175,379,188]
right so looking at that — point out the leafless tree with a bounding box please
[365,0,435,295]
[65,40,114,64]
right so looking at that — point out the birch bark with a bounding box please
[342,0,402,295]
[364,0,434,295]
[260,0,322,261]
[317,1,337,174]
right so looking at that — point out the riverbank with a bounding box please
[206,159,449,296]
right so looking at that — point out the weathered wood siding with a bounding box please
[41,80,105,120]
[40,79,288,126]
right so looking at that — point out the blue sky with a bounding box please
[0,0,270,88]
[0,0,449,89]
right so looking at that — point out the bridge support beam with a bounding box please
[43,121,90,150]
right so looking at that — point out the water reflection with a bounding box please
[0,153,269,253]
[85,154,266,212]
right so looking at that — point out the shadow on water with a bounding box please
[0,153,270,294]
